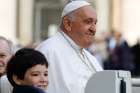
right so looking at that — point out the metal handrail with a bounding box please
[132,78,140,87]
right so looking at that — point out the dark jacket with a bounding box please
[104,41,135,72]
[12,85,46,93]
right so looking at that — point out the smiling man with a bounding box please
[0,36,14,93]
[36,1,103,93]
[0,36,14,77]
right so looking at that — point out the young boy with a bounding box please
[6,48,48,93]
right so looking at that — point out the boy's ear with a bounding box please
[12,75,22,85]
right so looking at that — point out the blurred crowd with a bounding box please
[87,30,140,77]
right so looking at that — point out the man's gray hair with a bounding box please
[60,11,76,29]
[67,11,76,21]
[0,36,15,54]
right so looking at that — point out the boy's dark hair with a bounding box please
[6,48,48,87]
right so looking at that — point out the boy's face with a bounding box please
[20,64,48,90]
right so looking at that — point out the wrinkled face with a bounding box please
[20,64,48,90]
[64,6,97,48]
[0,40,12,76]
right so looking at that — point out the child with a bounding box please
[6,48,48,93]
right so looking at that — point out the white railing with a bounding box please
[132,78,140,93]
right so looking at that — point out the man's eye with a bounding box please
[84,18,97,25]
[85,20,92,24]
[0,55,6,58]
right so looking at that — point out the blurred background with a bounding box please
[0,0,139,77]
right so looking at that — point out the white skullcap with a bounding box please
[61,0,90,18]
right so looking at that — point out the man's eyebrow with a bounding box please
[84,18,97,23]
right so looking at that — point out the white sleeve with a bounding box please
[0,75,13,93]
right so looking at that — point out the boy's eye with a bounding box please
[31,73,39,76]
[44,73,48,76]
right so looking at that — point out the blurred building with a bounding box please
[0,0,139,46]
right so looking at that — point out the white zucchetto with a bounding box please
[61,0,90,18]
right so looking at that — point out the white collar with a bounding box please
[59,30,83,53]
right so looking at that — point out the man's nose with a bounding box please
[89,23,96,32]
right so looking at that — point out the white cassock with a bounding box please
[0,75,13,93]
[36,30,103,93]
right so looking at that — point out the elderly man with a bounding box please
[0,36,14,93]
[0,36,14,77]
[36,1,103,93]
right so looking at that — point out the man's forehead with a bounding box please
[0,40,10,52]
[0,39,9,46]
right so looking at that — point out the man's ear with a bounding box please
[63,16,72,31]
[12,75,22,85]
